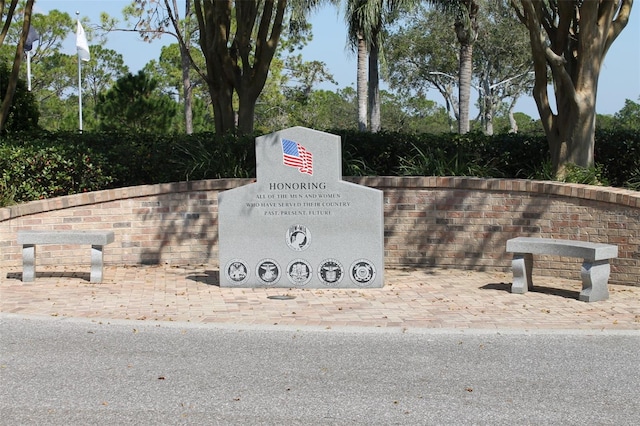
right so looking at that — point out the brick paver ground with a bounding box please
[2,265,639,331]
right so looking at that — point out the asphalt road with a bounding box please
[1,315,639,425]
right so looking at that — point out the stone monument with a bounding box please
[218,127,384,288]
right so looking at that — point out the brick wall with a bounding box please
[1,177,639,285]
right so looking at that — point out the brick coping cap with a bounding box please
[2,177,638,222]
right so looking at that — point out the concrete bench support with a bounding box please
[17,230,115,283]
[506,237,618,302]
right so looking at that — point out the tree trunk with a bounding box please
[368,41,380,133]
[0,0,34,132]
[457,42,473,134]
[206,61,235,135]
[547,92,597,177]
[480,76,493,135]
[237,88,258,136]
[484,109,493,135]
[507,96,518,133]
[356,31,368,132]
[180,46,193,134]
[179,0,194,134]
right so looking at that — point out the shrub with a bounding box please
[595,129,640,188]
[0,141,112,206]
[1,128,637,207]
[0,63,39,132]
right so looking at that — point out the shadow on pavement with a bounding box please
[480,282,580,300]
[186,269,220,286]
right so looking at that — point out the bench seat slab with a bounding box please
[506,237,618,262]
[18,230,115,246]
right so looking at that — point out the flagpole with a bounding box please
[27,50,32,91]
[77,12,83,133]
[78,51,83,132]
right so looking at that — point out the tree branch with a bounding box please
[603,0,633,55]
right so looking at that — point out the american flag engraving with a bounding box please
[281,139,313,175]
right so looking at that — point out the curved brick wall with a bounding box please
[1,177,638,285]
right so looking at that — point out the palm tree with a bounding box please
[345,0,415,133]
[345,0,371,131]
[425,0,479,134]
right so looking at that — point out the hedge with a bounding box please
[1,129,638,206]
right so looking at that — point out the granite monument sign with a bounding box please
[218,127,384,288]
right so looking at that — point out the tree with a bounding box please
[0,0,35,132]
[426,0,480,134]
[0,8,127,131]
[511,0,633,176]
[121,0,199,134]
[386,2,533,134]
[143,43,212,133]
[380,90,452,133]
[613,98,640,131]
[0,61,38,131]
[344,0,415,133]
[95,70,178,132]
[288,88,357,129]
[192,0,328,136]
[345,0,373,131]
[385,6,462,132]
[282,54,337,103]
[83,45,130,115]
[473,0,533,135]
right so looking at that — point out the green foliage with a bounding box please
[612,98,640,131]
[595,129,640,188]
[172,133,256,180]
[398,143,499,177]
[624,168,640,191]
[0,136,112,205]
[287,89,357,131]
[494,112,543,134]
[0,175,16,207]
[1,127,638,207]
[95,70,178,133]
[562,163,609,186]
[380,92,453,134]
[531,161,609,186]
[0,63,40,132]
[528,159,555,181]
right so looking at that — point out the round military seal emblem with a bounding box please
[349,259,376,286]
[256,259,281,285]
[225,259,249,285]
[286,259,312,286]
[317,259,344,286]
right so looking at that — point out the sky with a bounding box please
[35,0,640,118]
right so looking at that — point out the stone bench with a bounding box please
[17,230,115,283]
[506,237,618,302]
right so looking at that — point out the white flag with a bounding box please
[76,21,90,61]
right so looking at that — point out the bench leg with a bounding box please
[90,245,105,283]
[579,260,610,302]
[22,244,36,282]
[511,253,533,294]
